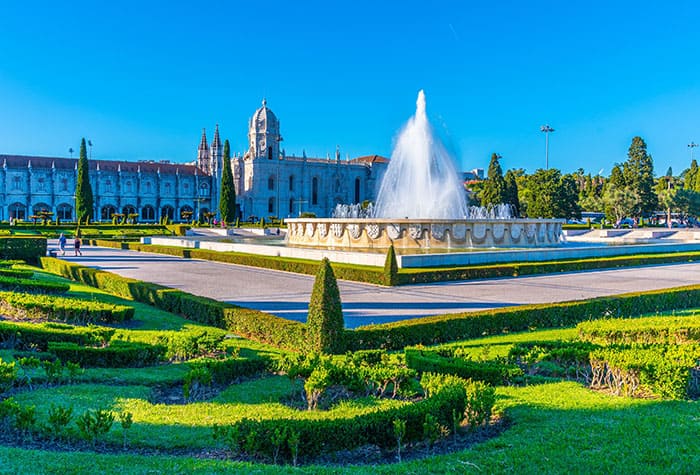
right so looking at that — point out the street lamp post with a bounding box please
[540,125,555,169]
[88,140,93,160]
[689,141,698,162]
[68,148,74,159]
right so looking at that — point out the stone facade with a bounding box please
[0,155,213,223]
[229,99,389,220]
[0,99,388,223]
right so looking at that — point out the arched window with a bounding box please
[57,204,72,221]
[180,205,193,221]
[101,205,117,221]
[312,177,319,205]
[125,181,132,193]
[145,182,152,194]
[12,176,22,191]
[60,178,69,192]
[289,198,294,214]
[104,180,112,193]
[33,203,51,215]
[268,197,275,214]
[268,176,275,191]
[164,182,172,195]
[161,205,174,221]
[9,203,26,220]
[142,206,155,221]
[36,178,45,192]
[199,182,209,197]
[123,205,136,216]
[354,178,361,203]
[289,175,294,191]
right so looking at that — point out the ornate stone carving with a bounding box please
[537,223,546,242]
[366,224,380,239]
[387,224,401,240]
[305,222,315,237]
[431,224,448,241]
[331,223,344,238]
[317,223,328,238]
[510,224,523,241]
[409,224,423,240]
[452,223,467,241]
[472,223,487,242]
[347,224,361,239]
[526,223,537,241]
[492,223,505,242]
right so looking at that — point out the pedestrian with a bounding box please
[74,236,82,256]
[58,233,67,256]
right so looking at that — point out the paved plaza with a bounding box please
[55,243,700,328]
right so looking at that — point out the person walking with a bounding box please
[58,233,67,256]
[74,236,82,256]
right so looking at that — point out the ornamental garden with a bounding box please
[0,235,698,473]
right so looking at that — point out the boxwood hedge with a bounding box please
[47,340,166,368]
[0,321,114,351]
[0,237,46,264]
[0,291,134,324]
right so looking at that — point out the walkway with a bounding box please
[55,243,700,328]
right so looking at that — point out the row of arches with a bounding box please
[7,203,201,222]
[265,176,363,207]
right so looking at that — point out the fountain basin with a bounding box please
[285,218,564,249]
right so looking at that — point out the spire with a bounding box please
[335,145,340,162]
[212,124,221,149]
[198,128,208,151]
[262,98,267,108]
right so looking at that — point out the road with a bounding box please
[55,243,700,328]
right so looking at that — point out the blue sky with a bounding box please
[1,1,699,176]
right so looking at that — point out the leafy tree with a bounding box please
[219,139,236,224]
[608,164,626,188]
[622,136,656,217]
[656,174,676,228]
[520,168,580,219]
[503,170,521,217]
[684,159,699,191]
[75,138,94,224]
[481,153,507,207]
[306,258,344,354]
[603,183,640,224]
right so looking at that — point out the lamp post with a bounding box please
[540,124,555,169]
[689,141,698,162]
[68,147,74,159]
[88,140,93,160]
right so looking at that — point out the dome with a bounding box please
[250,98,279,133]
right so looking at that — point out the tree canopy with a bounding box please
[219,139,236,224]
[75,138,94,225]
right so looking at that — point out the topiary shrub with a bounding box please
[383,244,399,286]
[306,258,345,354]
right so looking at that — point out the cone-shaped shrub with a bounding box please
[306,257,344,354]
[383,245,399,286]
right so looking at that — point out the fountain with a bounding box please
[286,91,563,249]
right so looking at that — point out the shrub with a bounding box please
[0,291,134,324]
[0,320,114,351]
[0,268,34,279]
[0,236,46,264]
[405,348,523,385]
[578,315,700,345]
[47,340,166,368]
[306,258,345,354]
[187,355,269,385]
[0,358,18,393]
[0,275,69,294]
[383,245,399,286]
[76,408,114,447]
[45,404,73,439]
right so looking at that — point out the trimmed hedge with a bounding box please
[47,340,166,368]
[0,321,114,351]
[590,344,700,399]
[405,348,523,385]
[345,284,700,351]
[0,291,134,324]
[578,316,700,345]
[41,257,309,351]
[0,237,46,264]
[213,382,467,463]
[188,355,269,384]
[0,268,33,279]
[0,275,70,294]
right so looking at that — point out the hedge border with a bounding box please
[91,238,700,287]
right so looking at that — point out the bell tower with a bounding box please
[246,98,282,161]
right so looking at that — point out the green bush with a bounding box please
[578,315,700,345]
[47,340,166,368]
[187,354,269,385]
[0,320,114,351]
[0,358,18,393]
[345,284,700,350]
[0,275,69,294]
[306,258,344,354]
[590,344,700,399]
[0,268,34,279]
[405,348,523,385]
[0,291,134,324]
[507,340,599,380]
[0,237,46,264]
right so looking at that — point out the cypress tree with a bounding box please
[481,153,507,207]
[383,244,399,286]
[503,169,521,217]
[686,159,699,191]
[623,136,656,217]
[306,258,344,354]
[75,138,94,224]
[219,139,236,224]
